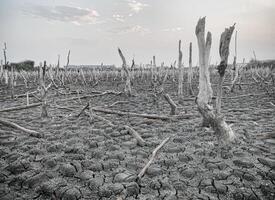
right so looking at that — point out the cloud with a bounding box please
[128,0,149,13]
[162,27,184,32]
[109,25,151,35]
[22,4,100,25]
[113,14,125,22]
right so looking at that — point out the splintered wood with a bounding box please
[138,137,170,179]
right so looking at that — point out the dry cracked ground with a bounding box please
[0,75,275,200]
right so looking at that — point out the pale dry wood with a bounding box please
[163,93,177,115]
[91,107,172,121]
[138,137,170,179]
[196,17,213,105]
[108,101,130,107]
[188,42,194,95]
[56,90,122,102]
[178,40,183,97]
[195,17,236,142]
[0,102,42,113]
[124,125,146,146]
[118,48,132,95]
[0,117,42,138]
[216,24,235,114]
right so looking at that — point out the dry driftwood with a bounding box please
[57,90,122,102]
[76,102,117,127]
[0,117,42,138]
[178,40,183,97]
[118,48,132,95]
[108,101,130,107]
[138,137,170,179]
[0,102,42,113]
[195,17,236,142]
[91,107,171,121]
[188,42,194,95]
[216,23,235,114]
[124,125,146,146]
[163,93,177,115]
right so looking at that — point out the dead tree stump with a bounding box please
[188,42,194,95]
[178,40,183,98]
[195,17,236,142]
[118,48,132,95]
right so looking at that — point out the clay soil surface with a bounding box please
[0,75,275,200]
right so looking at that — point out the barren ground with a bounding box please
[0,74,275,200]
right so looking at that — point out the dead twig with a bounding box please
[0,102,42,113]
[124,125,146,146]
[0,117,42,138]
[137,137,170,179]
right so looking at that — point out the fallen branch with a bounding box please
[137,137,170,179]
[108,101,130,107]
[91,107,171,121]
[163,94,177,115]
[57,90,122,102]
[0,117,42,138]
[124,125,146,146]
[0,102,42,113]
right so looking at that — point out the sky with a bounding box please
[0,0,274,67]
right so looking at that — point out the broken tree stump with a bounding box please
[195,17,236,142]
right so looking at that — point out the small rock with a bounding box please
[200,179,212,187]
[258,157,275,169]
[146,167,162,177]
[59,163,76,177]
[243,173,256,181]
[98,185,112,198]
[178,154,193,162]
[126,182,139,196]
[233,160,254,168]
[180,168,196,179]
[89,163,103,172]
[214,181,227,194]
[62,187,82,200]
[114,171,136,183]
[108,183,124,195]
[78,170,94,181]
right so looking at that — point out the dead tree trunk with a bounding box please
[163,94,177,115]
[118,48,132,95]
[55,55,60,79]
[3,43,8,85]
[10,64,14,99]
[0,60,3,76]
[40,61,51,118]
[231,31,237,82]
[64,50,70,83]
[216,24,235,114]
[188,42,194,95]
[195,17,235,142]
[178,40,183,97]
[196,17,213,127]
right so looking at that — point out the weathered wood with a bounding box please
[195,17,236,142]
[216,24,235,114]
[124,125,146,146]
[118,48,132,95]
[196,17,213,105]
[91,107,172,121]
[178,40,183,97]
[188,42,194,95]
[0,102,42,113]
[56,90,122,102]
[138,137,170,179]
[163,93,177,115]
[0,117,42,138]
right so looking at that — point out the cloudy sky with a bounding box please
[0,0,274,67]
